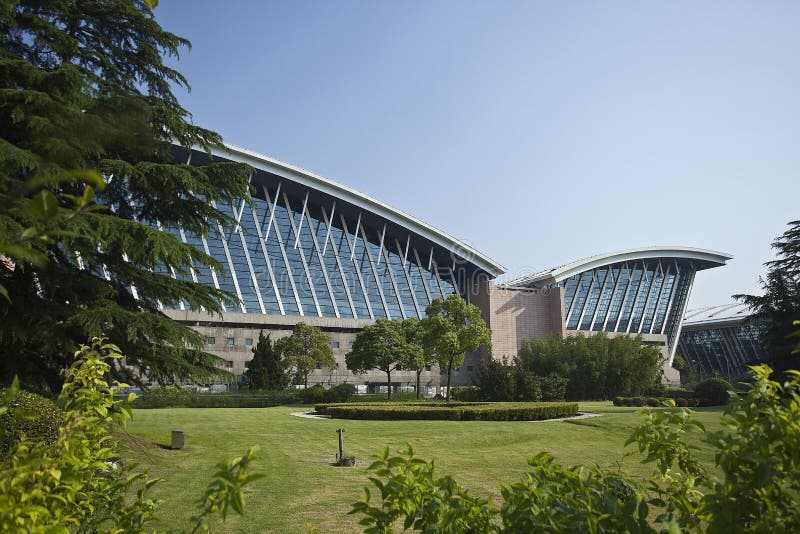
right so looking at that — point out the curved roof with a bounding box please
[509,247,733,287]
[199,143,506,278]
[683,302,752,327]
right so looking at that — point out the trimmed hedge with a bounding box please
[130,389,301,408]
[612,395,722,407]
[0,390,64,458]
[314,401,579,421]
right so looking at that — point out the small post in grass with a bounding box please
[336,428,345,462]
[171,429,185,450]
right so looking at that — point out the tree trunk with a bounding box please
[446,359,453,402]
[416,370,422,399]
[304,371,308,389]
[386,368,392,401]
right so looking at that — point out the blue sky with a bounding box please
[154,1,799,309]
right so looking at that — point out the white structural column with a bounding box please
[624,260,649,333]
[648,262,673,334]
[564,272,587,327]
[248,197,285,315]
[636,260,663,333]
[339,215,375,319]
[575,270,598,330]
[177,228,199,284]
[320,205,356,318]
[234,205,267,314]
[589,267,614,331]
[376,227,407,318]
[209,200,246,313]
[659,259,682,337]
[263,184,304,315]
[282,192,322,317]
[600,263,627,331]
[412,247,434,304]
[395,238,422,317]
[613,262,638,332]
[303,202,341,318]
[358,223,391,318]
[668,269,696,361]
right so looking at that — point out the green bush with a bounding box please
[354,392,422,403]
[351,365,800,533]
[676,397,689,407]
[0,389,63,459]
[131,389,301,408]
[693,377,733,406]
[314,402,578,421]
[322,384,356,403]
[646,397,661,407]
[450,386,480,402]
[136,385,194,408]
[613,396,625,406]
[301,385,325,404]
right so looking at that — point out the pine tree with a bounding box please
[0,1,252,390]
[735,220,800,374]
[244,333,289,390]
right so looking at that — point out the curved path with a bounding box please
[290,411,603,422]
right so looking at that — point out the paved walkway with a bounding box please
[290,411,603,422]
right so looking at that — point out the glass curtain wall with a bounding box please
[154,182,458,319]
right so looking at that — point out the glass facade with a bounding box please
[677,321,766,381]
[154,181,459,320]
[543,258,697,349]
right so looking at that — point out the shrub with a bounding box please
[540,373,568,401]
[0,390,63,459]
[693,377,733,406]
[450,386,480,402]
[613,396,625,406]
[314,402,578,421]
[137,385,195,408]
[351,364,800,533]
[675,397,689,407]
[131,389,301,408]
[301,385,325,404]
[322,384,356,403]
[646,397,661,407]
[687,398,699,407]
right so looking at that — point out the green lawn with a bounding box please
[119,402,725,533]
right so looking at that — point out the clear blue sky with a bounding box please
[154,1,799,309]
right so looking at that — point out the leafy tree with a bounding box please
[276,322,335,388]
[0,338,261,532]
[399,317,435,399]
[517,332,661,400]
[0,0,253,391]
[735,220,800,375]
[346,319,415,400]
[423,294,491,401]
[243,332,288,390]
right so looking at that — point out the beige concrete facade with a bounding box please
[449,282,566,386]
[162,309,442,391]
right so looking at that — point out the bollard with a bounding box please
[171,430,185,450]
[336,428,345,462]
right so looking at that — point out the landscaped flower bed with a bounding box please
[314,401,579,421]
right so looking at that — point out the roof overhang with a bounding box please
[182,143,506,278]
[509,247,733,287]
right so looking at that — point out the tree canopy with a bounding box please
[0,0,252,390]
[276,323,335,388]
[735,219,800,374]
[243,332,288,390]
[346,318,421,400]
[423,294,491,401]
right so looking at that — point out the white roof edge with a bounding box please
[509,246,733,286]
[199,142,506,277]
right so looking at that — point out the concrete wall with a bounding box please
[162,309,441,390]
[449,282,565,386]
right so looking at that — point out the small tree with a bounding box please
[276,323,335,388]
[400,317,435,399]
[244,332,288,390]
[346,319,412,400]
[423,295,491,401]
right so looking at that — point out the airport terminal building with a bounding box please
[158,144,733,391]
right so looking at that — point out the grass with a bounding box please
[119,402,726,533]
